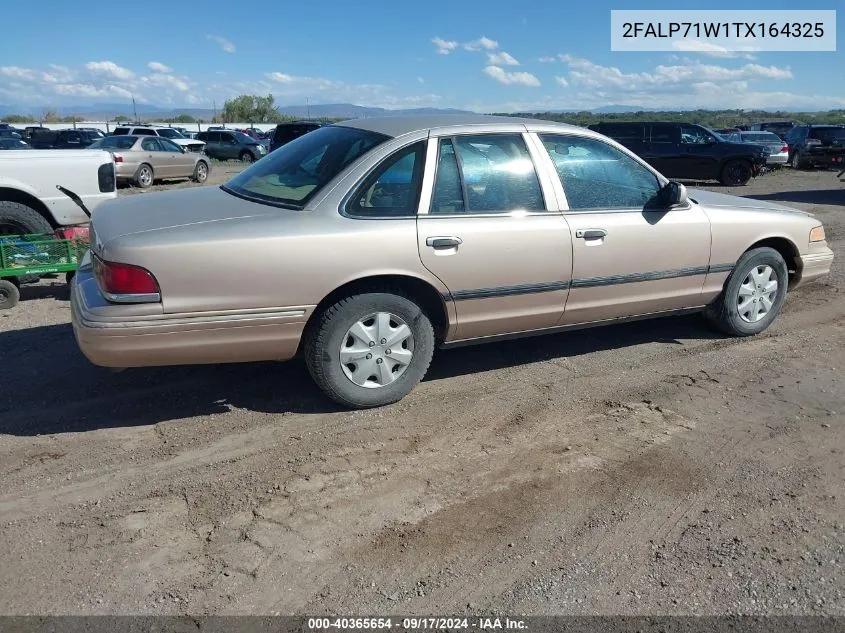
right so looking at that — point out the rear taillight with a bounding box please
[98,162,116,193]
[92,254,160,301]
[781,144,789,153]
[55,225,89,240]
[112,153,124,163]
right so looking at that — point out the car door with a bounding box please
[416,130,572,341]
[140,137,172,177]
[647,124,686,177]
[534,132,712,325]
[158,137,193,176]
[218,132,238,159]
[678,124,720,179]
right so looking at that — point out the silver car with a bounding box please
[726,131,790,166]
[71,115,833,408]
[88,135,210,188]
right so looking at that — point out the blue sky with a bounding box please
[0,0,842,112]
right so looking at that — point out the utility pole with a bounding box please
[213,100,217,123]
[132,95,138,123]
[306,97,310,121]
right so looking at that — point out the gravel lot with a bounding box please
[0,166,843,616]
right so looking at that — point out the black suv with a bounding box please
[784,124,845,169]
[589,122,768,186]
[749,121,799,140]
[269,122,322,153]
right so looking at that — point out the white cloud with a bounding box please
[140,73,191,92]
[464,36,499,51]
[671,40,758,60]
[432,37,459,55]
[0,66,34,79]
[555,76,569,88]
[559,54,792,90]
[206,35,236,53]
[265,71,441,108]
[487,51,519,66]
[538,56,557,63]
[85,61,134,80]
[483,66,541,87]
[53,83,133,100]
[417,77,425,84]
[147,61,172,73]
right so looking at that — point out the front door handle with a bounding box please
[575,229,607,239]
[426,236,463,249]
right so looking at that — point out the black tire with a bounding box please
[65,271,75,285]
[705,247,788,337]
[0,279,20,310]
[239,151,254,164]
[0,200,53,236]
[134,164,154,188]
[720,159,752,186]
[193,160,209,183]
[304,292,435,408]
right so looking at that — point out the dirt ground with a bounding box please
[0,166,843,616]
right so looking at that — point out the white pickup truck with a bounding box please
[0,149,117,235]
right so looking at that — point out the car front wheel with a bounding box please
[705,247,788,336]
[304,292,435,408]
[720,159,752,186]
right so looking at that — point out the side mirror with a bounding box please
[660,181,689,208]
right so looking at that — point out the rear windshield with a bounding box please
[741,132,782,143]
[223,125,389,209]
[91,136,137,149]
[112,127,130,135]
[156,128,184,139]
[810,127,845,141]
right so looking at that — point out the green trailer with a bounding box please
[0,232,90,309]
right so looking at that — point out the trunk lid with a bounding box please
[90,186,280,252]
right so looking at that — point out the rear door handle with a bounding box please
[426,236,463,249]
[575,229,607,239]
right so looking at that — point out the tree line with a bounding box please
[491,109,845,128]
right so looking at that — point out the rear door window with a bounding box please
[346,141,426,218]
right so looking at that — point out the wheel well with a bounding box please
[747,237,800,287]
[297,275,450,355]
[0,187,57,228]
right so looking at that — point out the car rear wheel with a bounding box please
[304,292,435,408]
[239,151,254,164]
[134,164,154,188]
[0,279,20,310]
[193,161,209,183]
[720,159,752,186]
[705,247,788,337]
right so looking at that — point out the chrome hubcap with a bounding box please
[738,265,778,323]
[140,168,152,185]
[340,312,414,388]
[197,164,207,180]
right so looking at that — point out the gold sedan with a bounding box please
[88,134,210,188]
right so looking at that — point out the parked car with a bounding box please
[88,135,210,188]
[0,149,115,235]
[0,123,23,137]
[750,121,799,140]
[110,125,206,153]
[784,124,845,169]
[28,128,101,149]
[588,121,768,185]
[0,138,31,150]
[195,130,267,163]
[725,131,789,166]
[714,127,741,135]
[78,127,107,139]
[69,115,833,408]
[269,121,322,153]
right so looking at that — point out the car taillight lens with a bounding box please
[93,254,160,299]
[55,225,89,240]
[112,152,124,163]
[781,144,789,153]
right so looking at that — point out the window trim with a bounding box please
[340,139,428,220]
[536,131,667,213]
[420,131,550,218]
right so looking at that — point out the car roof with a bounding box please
[334,114,587,138]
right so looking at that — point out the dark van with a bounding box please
[269,122,322,153]
[589,122,768,186]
